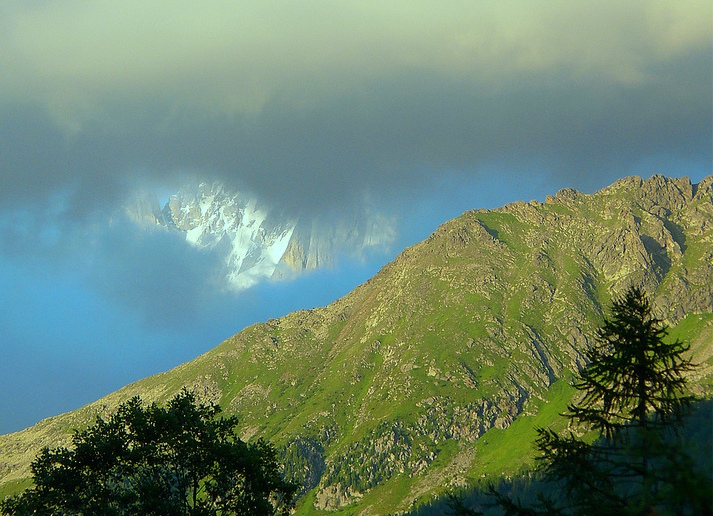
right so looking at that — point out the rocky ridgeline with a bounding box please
[1,175,712,514]
[234,174,713,510]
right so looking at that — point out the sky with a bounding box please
[0,1,711,434]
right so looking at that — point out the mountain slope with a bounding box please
[1,175,712,513]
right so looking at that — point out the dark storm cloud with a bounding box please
[0,1,710,219]
[2,50,710,219]
[0,104,130,219]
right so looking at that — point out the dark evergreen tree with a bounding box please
[448,286,710,516]
[533,286,704,515]
[1,390,297,515]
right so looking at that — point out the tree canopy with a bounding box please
[1,390,297,515]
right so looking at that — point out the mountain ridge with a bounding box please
[2,174,711,513]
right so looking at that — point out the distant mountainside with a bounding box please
[127,182,396,289]
[2,175,711,514]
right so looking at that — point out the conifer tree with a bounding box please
[533,286,702,515]
[452,286,711,516]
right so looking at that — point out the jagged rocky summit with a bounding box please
[127,182,396,289]
[2,175,712,514]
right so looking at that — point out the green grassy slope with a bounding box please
[1,175,711,514]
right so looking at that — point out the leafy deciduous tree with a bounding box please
[1,390,297,515]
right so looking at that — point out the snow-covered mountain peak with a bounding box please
[127,183,394,290]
